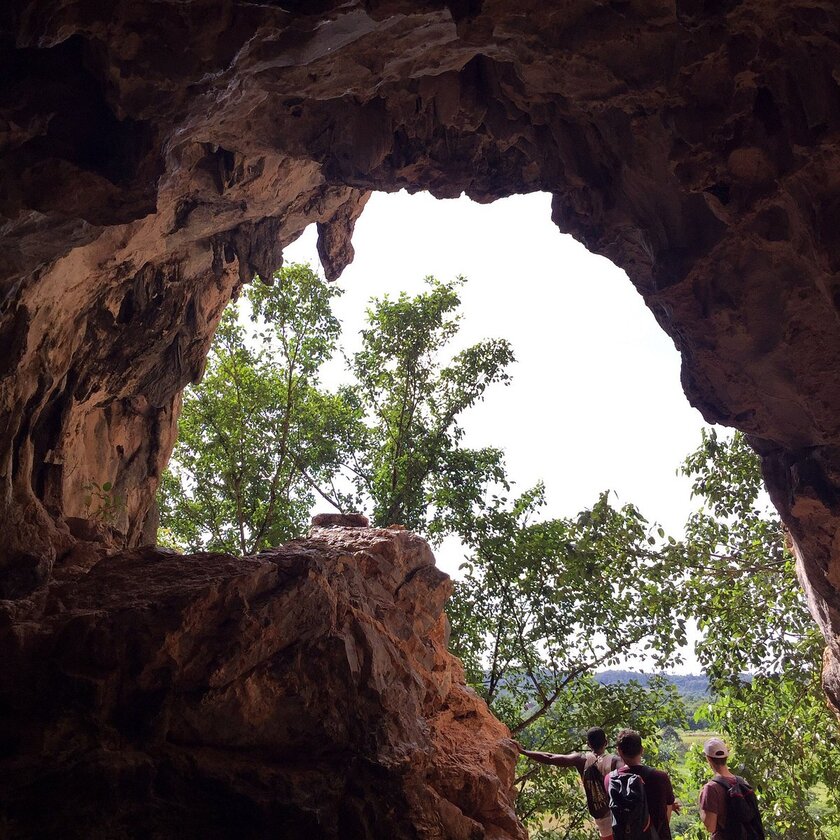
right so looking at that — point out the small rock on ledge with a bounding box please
[311,512,370,528]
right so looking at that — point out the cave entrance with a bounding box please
[162,187,709,662]
[157,188,839,835]
[161,188,707,570]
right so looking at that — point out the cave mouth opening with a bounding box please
[161,188,707,568]
[159,187,718,674]
[154,187,840,836]
[304,188,708,536]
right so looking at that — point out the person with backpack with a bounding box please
[518,727,621,839]
[606,728,676,840]
[699,738,765,839]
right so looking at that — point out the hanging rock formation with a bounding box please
[2,0,840,831]
[0,523,525,839]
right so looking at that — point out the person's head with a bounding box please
[616,728,644,763]
[586,727,607,753]
[703,738,730,772]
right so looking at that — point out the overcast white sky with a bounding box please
[285,190,708,671]
[286,188,708,536]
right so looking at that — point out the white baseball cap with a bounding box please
[703,738,730,758]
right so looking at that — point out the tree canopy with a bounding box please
[348,276,514,532]
[671,430,840,839]
[158,263,357,554]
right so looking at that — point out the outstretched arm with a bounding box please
[518,747,582,768]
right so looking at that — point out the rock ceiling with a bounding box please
[1,0,839,719]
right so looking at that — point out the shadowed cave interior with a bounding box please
[1,1,840,837]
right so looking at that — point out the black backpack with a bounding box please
[712,776,766,840]
[609,766,660,840]
[583,757,610,819]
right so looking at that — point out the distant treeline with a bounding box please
[595,670,710,699]
[596,670,713,730]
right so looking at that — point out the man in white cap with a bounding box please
[699,737,764,839]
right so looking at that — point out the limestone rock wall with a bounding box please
[2,0,840,713]
[0,524,525,840]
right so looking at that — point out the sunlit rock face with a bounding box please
[1,0,839,746]
[0,524,525,839]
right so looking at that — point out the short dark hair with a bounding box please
[616,729,643,758]
[586,727,607,750]
[707,755,728,770]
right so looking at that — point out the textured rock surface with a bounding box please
[1,0,839,723]
[0,525,525,839]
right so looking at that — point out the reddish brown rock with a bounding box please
[311,512,370,528]
[1,0,840,798]
[0,526,524,839]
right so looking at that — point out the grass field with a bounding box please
[668,729,713,836]
[679,730,713,749]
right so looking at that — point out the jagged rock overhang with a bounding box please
[1,1,840,711]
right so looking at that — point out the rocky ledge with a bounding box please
[0,524,524,840]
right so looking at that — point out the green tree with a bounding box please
[348,276,514,532]
[158,263,360,554]
[445,483,688,839]
[448,486,686,727]
[673,430,840,839]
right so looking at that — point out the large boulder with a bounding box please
[0,524,524,839]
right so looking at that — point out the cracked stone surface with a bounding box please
[0,525,525,839]
[1,1,840,828]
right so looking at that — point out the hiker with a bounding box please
[607,728,675,840]
[518,727,621,839]
[699,738,765,839]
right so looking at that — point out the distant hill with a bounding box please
[596,669,710,699]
